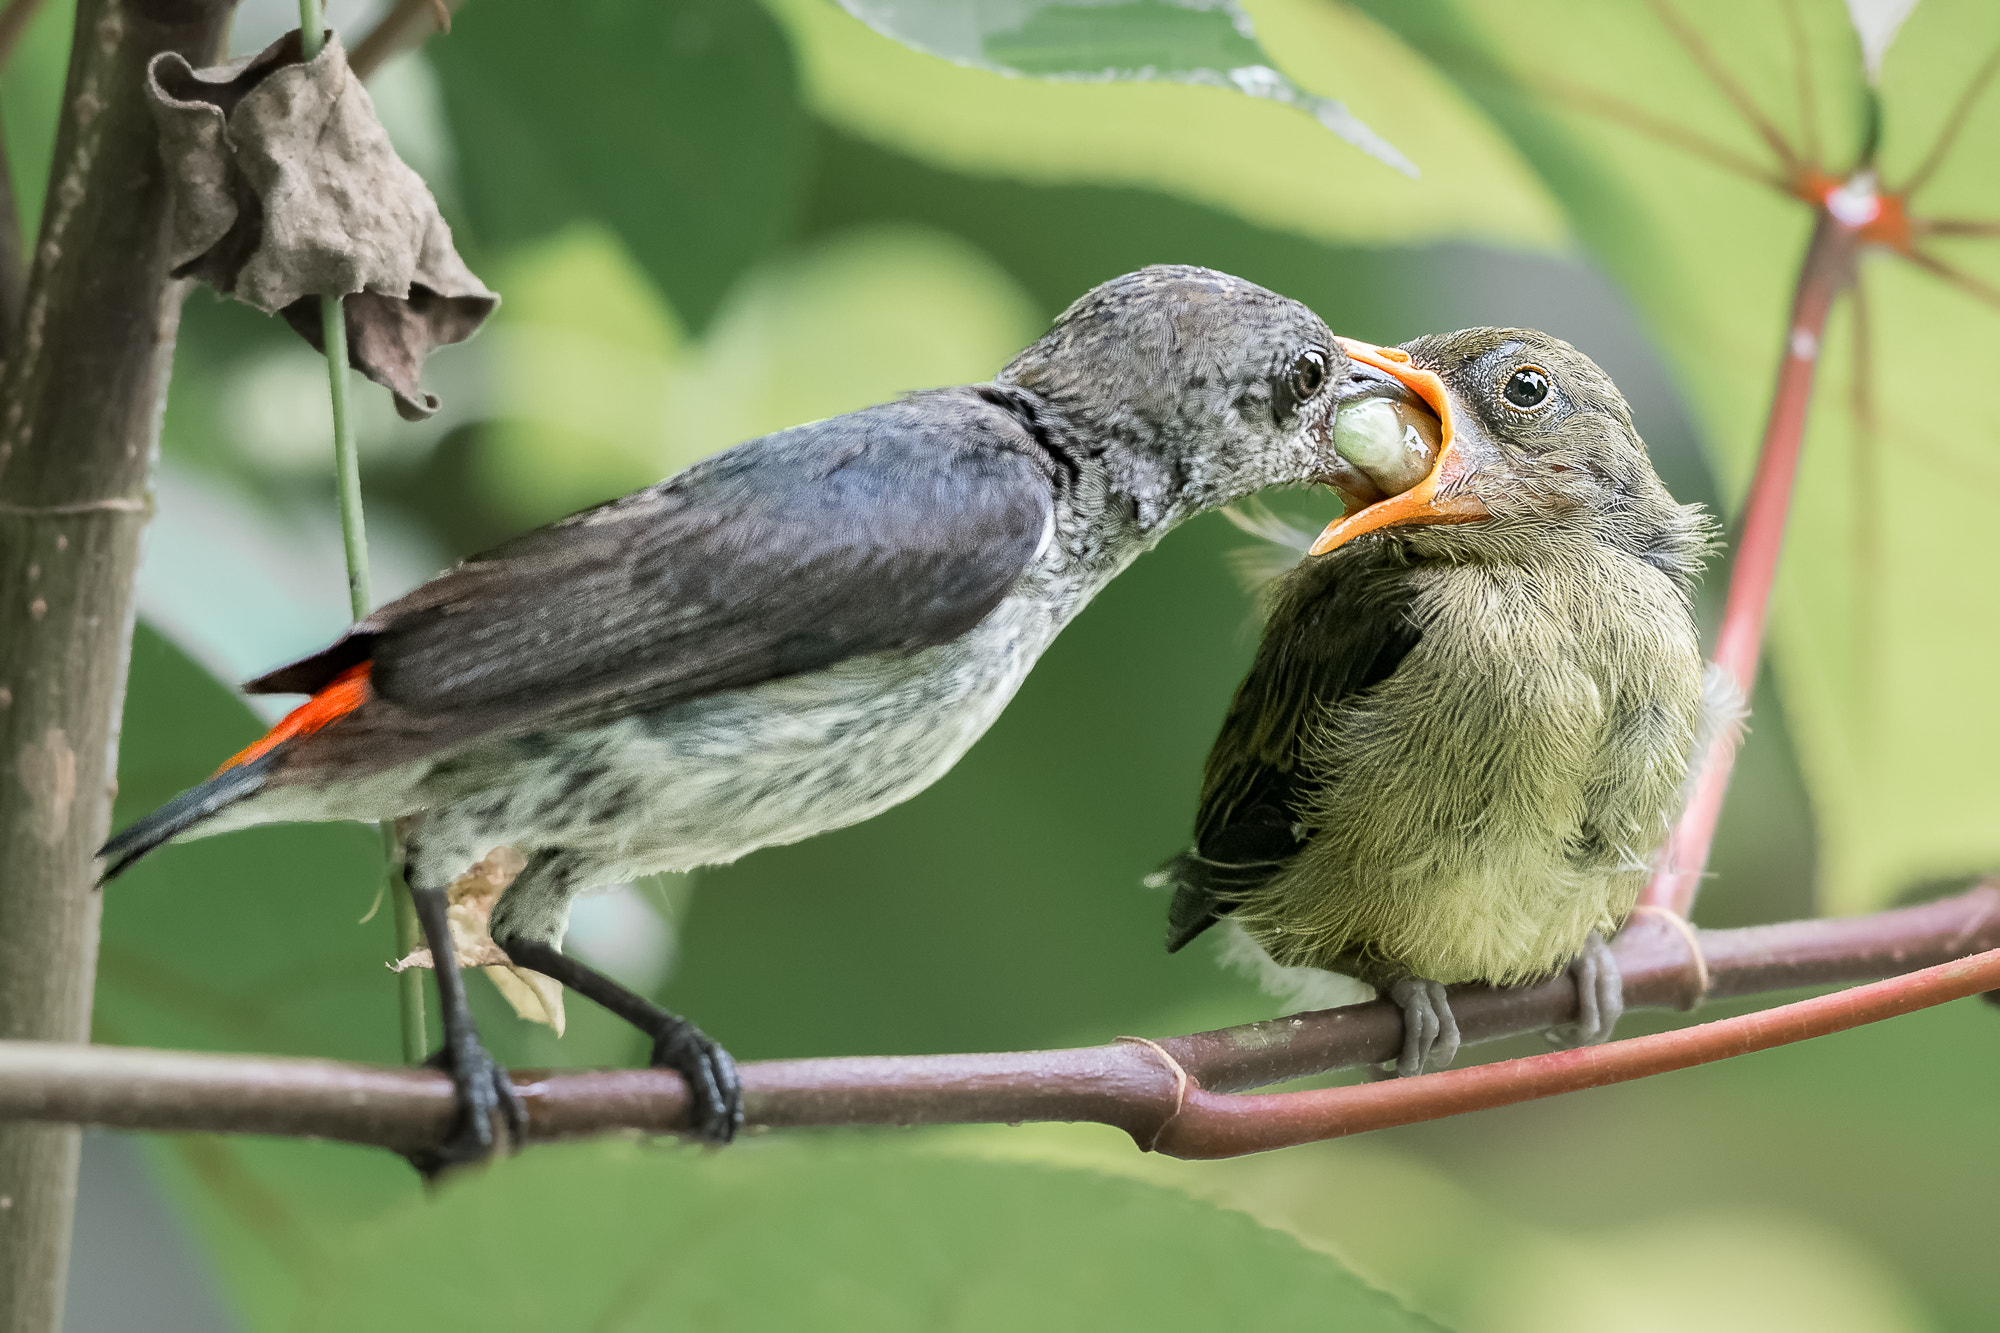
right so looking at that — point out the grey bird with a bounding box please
[1155,330,1720,1077]
[102,265,1354,1167]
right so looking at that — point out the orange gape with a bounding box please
[216,662,372,775]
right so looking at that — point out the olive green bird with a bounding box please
[1156,329,1724,1077]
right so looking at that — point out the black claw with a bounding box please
[406,1036,528,1176]
[651,1022,743,1144]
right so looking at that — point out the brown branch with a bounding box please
[0,888,1993,1159]
[0,2,234,1328]
[1156,944,2000,1157]
[348,0,463,81]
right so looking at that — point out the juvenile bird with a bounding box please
[103,266,1355,1166]
[1156,330,1718,1077]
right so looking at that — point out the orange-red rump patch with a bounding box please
[217,662,372,775]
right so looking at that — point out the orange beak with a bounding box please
[1310,337,1492,556]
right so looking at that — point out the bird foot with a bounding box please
[1546,930,1625,1049]
[649,1019,743,1144]
[1385,977,1460,1077]
[405,1031,527,1176]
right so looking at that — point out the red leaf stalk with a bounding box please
[1642,211,1859,914]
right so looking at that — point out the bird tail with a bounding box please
[98,752,275,881]
[98,661,374,882]
[1145,851,1235,953]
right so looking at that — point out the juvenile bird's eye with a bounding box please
[1290,349,1329,402]
[1503,366,1551,411]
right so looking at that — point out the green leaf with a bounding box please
[98,627,648,1327]
[834,0,1414,174]
[1360,0,2000,914]
[430,0,811,330]
[774,0,1566,252]
[300,1137,1441,1332]
[474,220,1044,527]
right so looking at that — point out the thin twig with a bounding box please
[0,0,46,74]
[297,0,428,1062]
[1642,0,1799,172]
[1897,40,2000,198]
[2,888,1994,1157]
[349,0,464,81]
[1155,946,2000,1157]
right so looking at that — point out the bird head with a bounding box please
[998,265,1347,528]
[1309,328,1709,583]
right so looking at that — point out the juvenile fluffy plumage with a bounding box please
[1159,329,1715,1074]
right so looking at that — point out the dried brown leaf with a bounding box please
[388,846,565,1034]
[145,29,496,420]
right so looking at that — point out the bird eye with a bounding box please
[1503,365,1552,411]
[1289,349,1329,403]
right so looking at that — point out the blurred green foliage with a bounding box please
[2,0,1987,1328]
[300,1139,1436,1331]
[431,0,810,332]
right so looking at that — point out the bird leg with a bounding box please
[1546,929,1625,1049]
[404,881,527,1175]
[496,934,743,1144]
[1384,976,1461,1077]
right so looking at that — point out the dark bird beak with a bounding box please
[1310,338,1492,555]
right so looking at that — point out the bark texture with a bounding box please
[0,1,229,1328]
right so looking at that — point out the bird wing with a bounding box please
[251,388,1055,759]
[1161,548,1420,951]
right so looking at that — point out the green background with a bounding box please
[5,0,1993,1329]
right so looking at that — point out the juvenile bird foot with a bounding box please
[1386,977,1460,1077]
[408,1030,527,1176]
[1547,930,1624,1049]
[649,1018,743,1144]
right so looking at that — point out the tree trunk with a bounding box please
[0,1,230,1328]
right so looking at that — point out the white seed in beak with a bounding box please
[1332,398,1443,495]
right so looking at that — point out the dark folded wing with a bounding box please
[258,388,1054,745]
[1163,547,1420,950]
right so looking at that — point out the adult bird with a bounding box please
[103,265,1355,1166]
[1155,330,1722,1077]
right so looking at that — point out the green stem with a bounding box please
[385,828,427,1062]
[299,0,426,1063]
